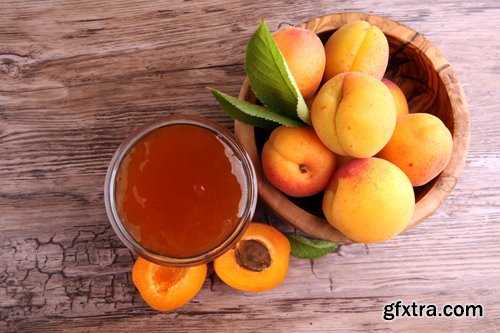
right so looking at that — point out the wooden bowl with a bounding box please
[234,13,470,243]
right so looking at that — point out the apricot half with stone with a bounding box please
[132,257,207,311]
[214,222,290,292]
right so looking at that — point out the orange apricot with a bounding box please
[132,257,207,311]
[261,126,336,197]
[214,222,290,292]
[274,27,326,98]
[378,113,453,186]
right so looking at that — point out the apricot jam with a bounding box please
[105,116,257,265]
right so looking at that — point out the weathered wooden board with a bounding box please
[1,0,499,332]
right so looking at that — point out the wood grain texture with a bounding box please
[1,0,499,332]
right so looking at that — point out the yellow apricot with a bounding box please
[323,158,415,243]
[324,20,389,81]
[311,72,396,158]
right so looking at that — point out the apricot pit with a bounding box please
[235,239,271,272]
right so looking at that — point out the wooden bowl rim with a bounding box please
[235,12,470,243]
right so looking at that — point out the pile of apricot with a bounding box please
[131,20,453,313]
[263,21,453,243]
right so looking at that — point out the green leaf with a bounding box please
[209,88,304,129]
[245,20,310,125]
[285,233,337,259]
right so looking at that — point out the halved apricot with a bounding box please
[214,222,290,292]
[132,257,207,311]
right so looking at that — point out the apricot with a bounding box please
[378,113,453,186]
[324,20,389,81]
[261,126,336,197]
[323,158,415,243]
[382,78,409,116]
[132,257,207,311]
[311,72,396,158]
[214,222,290,292]
[274,27,326,98]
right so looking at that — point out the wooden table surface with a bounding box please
[1,1,499,332]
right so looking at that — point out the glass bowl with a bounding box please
[105,115,258,266]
